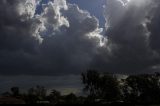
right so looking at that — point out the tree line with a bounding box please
[1,70,160,104]
[82,70,160,104]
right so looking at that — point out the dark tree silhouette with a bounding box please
[81,70,121,103]
[122,72,160,104]
[25,85,47,104]
[47,89,61,104]
[99,74,121,102]
[82,70,100,98]
[11,87,20,97]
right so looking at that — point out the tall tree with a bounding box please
[81,70,121,103]
[25,85,47,104]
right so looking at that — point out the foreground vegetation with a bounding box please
[1,70,160,104]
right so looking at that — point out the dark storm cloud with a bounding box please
[0,0,104,75]
[1,0,160,75]
[36,2,104,75]
[0,0,41,52]
[148,0,160,54]
[0,0,43,75]
[90,0,160,74]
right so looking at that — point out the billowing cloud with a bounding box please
[37,3,105,75]
[1,0,160,76]
[94,0,160,74]
[0,0,42,50]
[0,0,104,75]
[39,0,69,35]
[0,0,43,75]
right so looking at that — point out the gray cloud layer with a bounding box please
[0,0,160,75]
[100,0,160,73]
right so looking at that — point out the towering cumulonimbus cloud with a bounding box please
[0,0,105,75]
[1,0,160,75]
[37,2,105,75]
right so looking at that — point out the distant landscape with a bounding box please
[1,70,160,104]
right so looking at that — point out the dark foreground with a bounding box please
[1,70,160,105]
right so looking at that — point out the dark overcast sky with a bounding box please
[1,0,160,93]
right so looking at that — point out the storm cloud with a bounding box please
[1,0,160,75]
[0,0,104,75]
[95,0,160,74]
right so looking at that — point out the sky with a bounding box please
[0,0,160,94]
